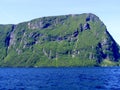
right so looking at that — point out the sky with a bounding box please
[0,0,120,45]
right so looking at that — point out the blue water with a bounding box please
[0,67,120,90]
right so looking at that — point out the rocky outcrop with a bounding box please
[5,25,16,49]
[86,13,100,22]
[83,23,90,30]
[101,30,119,61]
[28,15,69,30]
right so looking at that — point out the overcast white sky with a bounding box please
[0,0,120,44]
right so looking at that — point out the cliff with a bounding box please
[0,13,119,67]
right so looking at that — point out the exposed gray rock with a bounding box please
[28,21,44,29]
[86,13,100,22]
[96,30,120,62]
[83,23,90,30]
[73,29,79,37]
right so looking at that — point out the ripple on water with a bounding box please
[0,67,120,89]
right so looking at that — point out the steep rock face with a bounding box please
[0,13,119,67]
[95,30,119,63]
[99,30,119,61]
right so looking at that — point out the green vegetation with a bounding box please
[100,59,117,66]
[0,13,119,67]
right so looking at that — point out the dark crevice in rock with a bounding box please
[5,35,10,47]
[79,24,83,32]
[42,23,51,28]
[5,25,16,56]
[83,23,90,30]
[78,23,90,32]
[73,29,79,37]
[5,25,16,47]
[86,16,90,22]
[86,13,100,22]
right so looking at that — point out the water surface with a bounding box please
[0,67,120,90]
